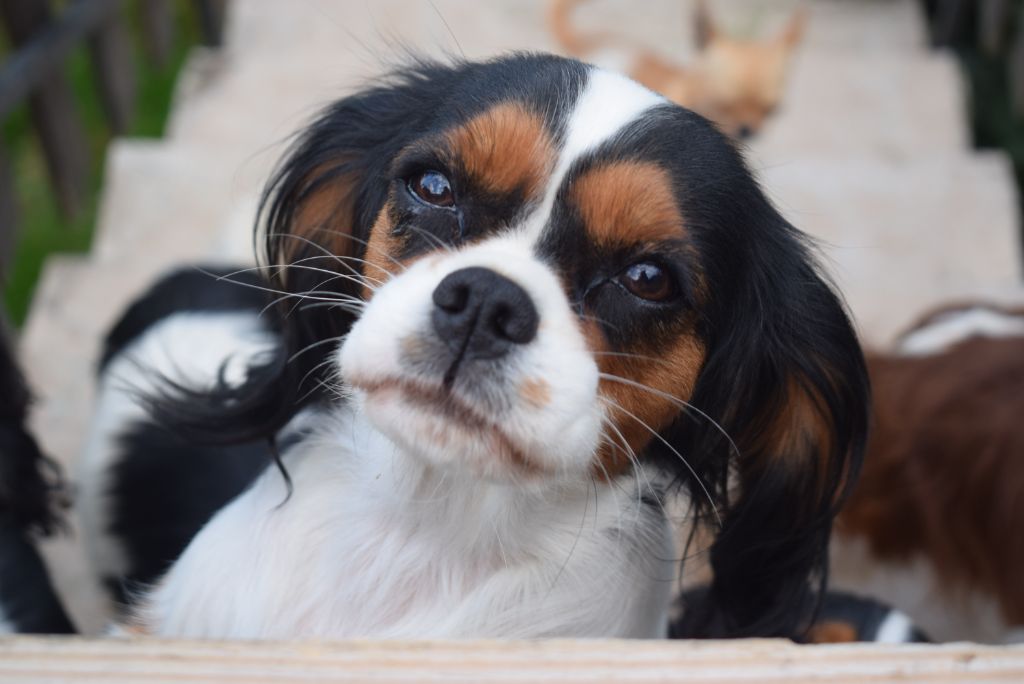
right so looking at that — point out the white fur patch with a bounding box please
[874,610,914,643]
[521,67,664,243]
[898,307,1024,357]
[77,312,275,593]
[139,434,676,638]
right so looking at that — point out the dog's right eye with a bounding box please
[408,170,455,208]
[617,261,676,302]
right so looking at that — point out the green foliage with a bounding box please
[961,49,1024,216]
[925,0,1024,258]
[1,2,202,325]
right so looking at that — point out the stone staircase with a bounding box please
[19,0,1022,633]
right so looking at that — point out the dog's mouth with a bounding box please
[351,376,546,476]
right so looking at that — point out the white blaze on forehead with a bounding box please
[521,68,665,243]
[562,69,665,165]
[898,307,1024,357]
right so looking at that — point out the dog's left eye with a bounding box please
[408,170,455,208]
[617,262,675,302]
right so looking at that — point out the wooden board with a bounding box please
[0,637,1022,683]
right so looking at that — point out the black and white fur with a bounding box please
[0,324,74,633]
[81,54,868,640]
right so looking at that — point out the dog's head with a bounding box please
[690,0,806,138]
[252,54,866,638]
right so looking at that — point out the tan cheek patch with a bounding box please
[446,103,554,201]
[571,161,686,248]
[361,204,455,300]
[806,621,858,644]
[281,168,361,271]
[746,375,841,508]
[758,378,831,464]
[585,320,705,478]
[519,377,552,410]
[362,208,402,296]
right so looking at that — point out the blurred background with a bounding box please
[0,0,1021,637]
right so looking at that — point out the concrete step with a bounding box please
[90,139,269,263]
[758,151,1021,347]
[163,3,957,162]
[164,52,360,150]
[163,47,968,165]
[218,0,929,67]
[752,50,968,160]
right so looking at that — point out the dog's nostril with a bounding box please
[489,299,537,344]
[431,267,539,364]
[434,282,469,313]
[737,124,754,139]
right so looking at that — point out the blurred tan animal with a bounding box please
[549,0,806,138]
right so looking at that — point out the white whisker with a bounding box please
[599,395,722,529]
[598,372,741,460]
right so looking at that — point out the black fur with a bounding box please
[539,102,870,638]
[139,54,868,639]
[0,326,74,633]
[0,517,74,633]
[104,421,272,605]
[816,591,930,643]
[673,587,929,643]
[101,265,270,371]
[97,266,284,605]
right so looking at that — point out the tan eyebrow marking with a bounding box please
[570,160,685,247]
[445,102,555,201]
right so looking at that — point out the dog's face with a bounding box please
[690,3,806,138]
[339,72,706,483]
[261,55,867,638]
[694,38,795,138]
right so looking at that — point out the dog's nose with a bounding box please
[737,124,754,140]
[431,267,539,361]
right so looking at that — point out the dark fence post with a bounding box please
[1011,21,1024,121]
[0,0,90,217]
[0,144,17,282]
[978,0,1012,56]
[140,0,175,67]
[931,0,973,47]
[89,2,136,134]
[194,0,227,47]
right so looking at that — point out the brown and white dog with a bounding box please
[549,0,806,138]
[80,54,867,640]
[833,303,1024,643]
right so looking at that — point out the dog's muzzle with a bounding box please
[431,267,539,383]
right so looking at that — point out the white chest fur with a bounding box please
[135,412,677,639]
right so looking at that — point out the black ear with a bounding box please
[150,62,460,445]
[669,211,869,639]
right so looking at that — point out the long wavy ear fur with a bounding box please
[667,200,869,639]
[148,61,465,445]
[0,329,67,537]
